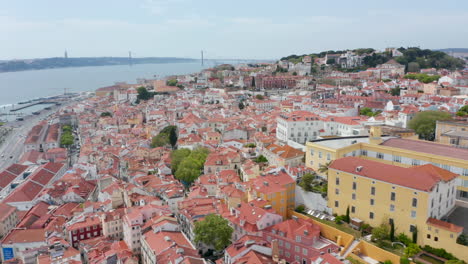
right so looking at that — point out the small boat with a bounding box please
[32,111,40,115]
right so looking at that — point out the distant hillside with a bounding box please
[0,57,197,73]
[280,47,466,71]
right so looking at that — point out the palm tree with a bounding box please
[318,161,332,175]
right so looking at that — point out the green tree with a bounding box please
[169,127,178,149]
[151,126,177,148]
[171,148,191,173]
[166,79,178,86]
[137,86,152,100]
[238,102,245,110]
[172,148,209,184]
[60,125,74,147]
[407,62,420,73]
[412,226,418,243]
[397,233,412,246]
[194,214,233,251]
[456,105,468,116]
[400,257,410,264]
[404,243,420,258]
[326,58,336,65]
[408,111,452,141]
[390,221,395,242]
[456,234,468,246]
[254,155,268,163]
[292,71,297,76]
[389,87,401,96]
[318,161,332,175]
[255,94,264,100]
[295,204,306,213]
[345,206,350,223]
[299,173,314,192]
[372,221,390,242]
[100,111,112,117]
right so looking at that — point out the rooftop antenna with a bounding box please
[129,51,133,66]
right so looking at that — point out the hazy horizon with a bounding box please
[2,0,468,60]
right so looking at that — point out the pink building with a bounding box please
[263,217,340,264]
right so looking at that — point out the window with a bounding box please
[335,189,339,195]
[327,153,331,161]
[393,155,401,163]
[412,159,420,166]
[361,150,367,156]
[296,235,301,243]
[377,152,384,159]
[369,212,374,219]
[434,237,438,242]
[370,199,374,206]
[390,204,395,212]
[389,218,394,225]
[335,201,339,207]
[285,252,290,257]
[463,169,468,177]
[295,246,300,252]
[390,192,396,201]
[371,186,375,195]
[318,152,322,158]
[302,248,308,255]
[427,234,431,239]
[412,198,418,207]
[410,225,416,233]
[310,149,314,156]
[411,211,416,218]
[285,242,290,249]
[352,182,357,190]
[352,193,356,200]
[336,178,340,185]
[351,206,355,213]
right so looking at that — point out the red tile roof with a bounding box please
[4,181,43,203]
[381,138,468,160]
[329,157,456,192]
[426,218,463,233]
[1,228,45,244]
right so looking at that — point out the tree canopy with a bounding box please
[151,126,178,148]
[166,79,178,86]
[254,155,268,163]
[137,86,153,100]
[404,73,440,84]
[60,125,74,147]
[171,148,209,185]
[299,173,314,192]
[408,111,452,141]
[194,214,233,251]
[100,111,112,117]
[456,105,468,116]
[360,107,381,117]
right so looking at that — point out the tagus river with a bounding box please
[0,62,212,107]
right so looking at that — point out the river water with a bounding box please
[0,62,211,121]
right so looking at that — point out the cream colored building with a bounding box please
[306,126,468,201]
[328,156,458,241]
[435,120,468,148]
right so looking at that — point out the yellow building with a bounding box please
[248,170,295,218]
[306,126,468,201]
[422,218,468,260]
[435,120,468,148]
[327,156,459,244]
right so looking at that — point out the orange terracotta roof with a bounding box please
[426,218,463,233]
[329,157,455,192]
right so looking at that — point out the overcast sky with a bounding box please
[1,0,468,60]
